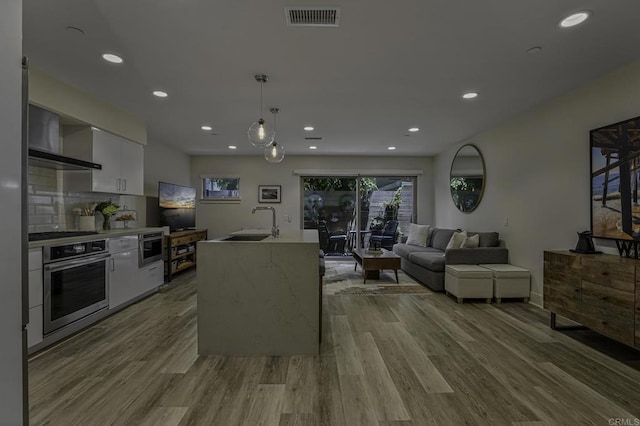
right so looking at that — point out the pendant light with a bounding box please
[248,74,275,147]
[265,108,285,163]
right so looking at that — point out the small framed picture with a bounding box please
[258,185,281,203]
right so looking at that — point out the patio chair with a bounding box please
[319,220,348,254]
[369,220,399,250]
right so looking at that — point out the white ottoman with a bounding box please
[445,264,493,304]
[479,264,530,303]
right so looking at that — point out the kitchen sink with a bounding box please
[221,235,270,241]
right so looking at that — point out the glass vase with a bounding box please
[102,215,111,230]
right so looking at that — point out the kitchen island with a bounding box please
[197,229,320,355]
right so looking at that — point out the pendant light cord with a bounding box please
[260,81,263,118]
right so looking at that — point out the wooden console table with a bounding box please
[164,229,208,282]
[543,250,639,349]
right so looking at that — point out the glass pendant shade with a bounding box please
[248,118,274,147]
[265,142,285,163]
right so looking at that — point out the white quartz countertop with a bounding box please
[211,229,319,243]
[28,227,164,248]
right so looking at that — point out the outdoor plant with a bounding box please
[383,187,403,209]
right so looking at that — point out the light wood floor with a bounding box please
[29,264,640,425]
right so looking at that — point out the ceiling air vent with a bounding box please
[285,7,341,27]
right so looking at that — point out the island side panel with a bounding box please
[197,237,320,355]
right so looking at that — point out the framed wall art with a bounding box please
[590,114,640,240]
[258,185,281,203]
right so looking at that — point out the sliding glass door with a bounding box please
[303,177,357,255]
[302,176,415,255]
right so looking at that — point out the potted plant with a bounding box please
[95,199,119,230]
[382,188,402,220]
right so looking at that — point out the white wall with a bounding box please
[434,58,640,306]
[30,68,147,145]
[119,138,192,226]
[192,155,433,238]
[143,139,192,197]
[0,0,26,423]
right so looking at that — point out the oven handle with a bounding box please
[44,253,111,272]
[140,232,163,241]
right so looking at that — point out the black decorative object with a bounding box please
[570,231,601,254]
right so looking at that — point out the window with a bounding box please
[201,177,241,201]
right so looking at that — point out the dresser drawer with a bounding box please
[581,257,634,293]
[581,280,635,320]
[636,291,640,349]
[581,314,635,346]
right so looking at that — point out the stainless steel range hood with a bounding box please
[28,105,102,171]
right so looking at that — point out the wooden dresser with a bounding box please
[543,250,640,349]
[164,229,208,282]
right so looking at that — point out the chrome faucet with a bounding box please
[252,206,278,238]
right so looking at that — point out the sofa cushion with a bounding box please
[430,228,457,251]
[408,251,446,272]
[446,231,467,250]
[406,223,430,247]
[462,233,480,248]
[468,231,500,247]
[393,243,440,259]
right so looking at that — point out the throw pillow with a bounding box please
[446,231,467,250]
[462,233,479,248]
[406,224,430,247]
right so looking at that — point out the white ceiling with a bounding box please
[22,1,640,157]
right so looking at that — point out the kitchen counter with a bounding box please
[198,229,320,355]
[28,227,164,248]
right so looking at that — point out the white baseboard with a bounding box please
[529,291,543,307]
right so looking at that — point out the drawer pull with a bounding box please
[602,321,608,325]
[601,296,608,301]
[601,271,609,276]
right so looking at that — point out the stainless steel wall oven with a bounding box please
[43,239,109,335]
[139,232,163,267]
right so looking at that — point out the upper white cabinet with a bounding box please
[63,126,144,195]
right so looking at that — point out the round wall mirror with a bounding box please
[450,144,485,212]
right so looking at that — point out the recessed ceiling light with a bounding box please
[388,146,396,150]
[304,126,314,131]
[462,92,478,99]
[228,145,237,150]
[152,90,168,98]
[309,146,317,150]
[102,53,123,64]
[201,125,212,131]
[408,127,419,132]
[559,11,591,28]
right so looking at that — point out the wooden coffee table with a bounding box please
[352,248,401,283]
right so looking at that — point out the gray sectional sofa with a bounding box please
[392,227,508,292]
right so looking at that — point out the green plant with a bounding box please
[95,200,119,217]
[383,187,402,208]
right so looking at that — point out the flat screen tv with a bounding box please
[158,181,196,231]
[590,114,640,240]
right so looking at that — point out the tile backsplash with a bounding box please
[28,165,121,232]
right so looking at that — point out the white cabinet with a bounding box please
[109,237,139,309]
[63,126,144,196]
[27,248,43,348]
[139,260,164,294]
